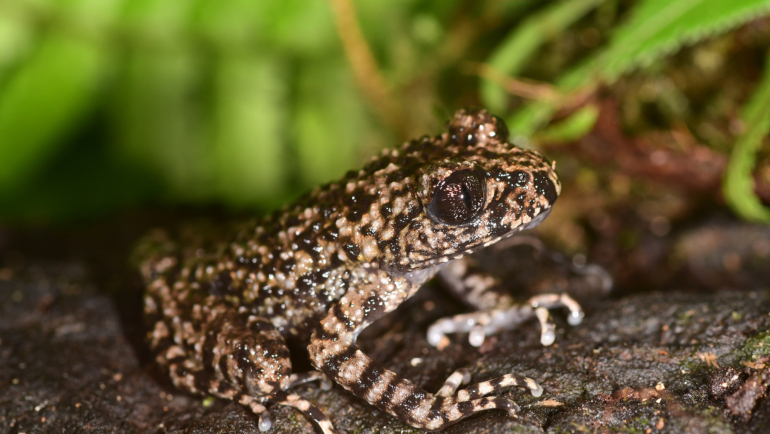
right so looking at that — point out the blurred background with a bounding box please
[1,0,769,258]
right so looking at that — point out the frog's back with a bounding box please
[135,127,459,339]
[136,209,342,340]
[135,147,423,339]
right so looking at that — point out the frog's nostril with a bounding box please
[490,115,509,143]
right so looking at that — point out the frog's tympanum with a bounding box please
[136,109,584,433]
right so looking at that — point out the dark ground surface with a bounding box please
[1,217,769,434]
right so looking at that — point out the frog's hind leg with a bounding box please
[309,333,544,430]
[147,289,336,434]
[203,314,336,433]
[309,278,547,431]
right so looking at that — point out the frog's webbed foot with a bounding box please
[240,372,332,433]
[310,338,543,430]
[236,394,273,432]
[237,386,336,434]
[425,370,543,425]
[427,293,584,348]
[152,301,338,434]
[436,367,543,399]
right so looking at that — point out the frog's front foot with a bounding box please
[427,293,584,348]
[257,372,334,433]
[241,390,337,434]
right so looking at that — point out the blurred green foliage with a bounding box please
[0,0,769,223]
[725,55,770,222]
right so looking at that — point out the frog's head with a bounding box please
[361,109,561,275]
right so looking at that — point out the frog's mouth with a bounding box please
[401,207,552,280]
[514,205,552,231]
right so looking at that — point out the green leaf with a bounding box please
[262,0,337,55]
[481,0,606,113]
[212,54,289,207]
[293,59,376,188]
[534,104,599,144]
[55,0,125,36]
[195,0,267,49]
[510,0,770,135]
[0,35,106,194]
[723,57,770,223]
[508,94,568,137]
[563,0,770,89]
[112,49,215,202]
[196,0,336,54]
[0,6,36,82]
[120,0,195,47]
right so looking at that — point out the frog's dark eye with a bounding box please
[428,170,486,225]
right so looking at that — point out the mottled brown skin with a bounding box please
[137,109,567,433]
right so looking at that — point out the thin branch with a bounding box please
[328,0,403,135]
[462,61,557,100]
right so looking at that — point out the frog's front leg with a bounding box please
[427,259,584,349]
[308,274,542,430]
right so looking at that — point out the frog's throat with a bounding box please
[401,207,553,275]
[403,264,445,285]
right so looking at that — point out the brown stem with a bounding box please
[464,61,557,100]
[328,0,404,135]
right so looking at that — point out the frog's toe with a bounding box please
[534,307,556,346]
[257,410,272,432]
[427,311,497,348]
[568,309,585,326]
[436,368,471,397]
[273,392,336,434]
[528,293,584,324]
[283,371,331,391]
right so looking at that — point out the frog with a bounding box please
[135,109,584,433]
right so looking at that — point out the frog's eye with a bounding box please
[428,170,486,225]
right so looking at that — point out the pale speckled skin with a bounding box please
[136,109,566,433]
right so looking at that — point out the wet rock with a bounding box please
[673,223,770,290]
[727,371,769,418]
[709,367,743,398]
